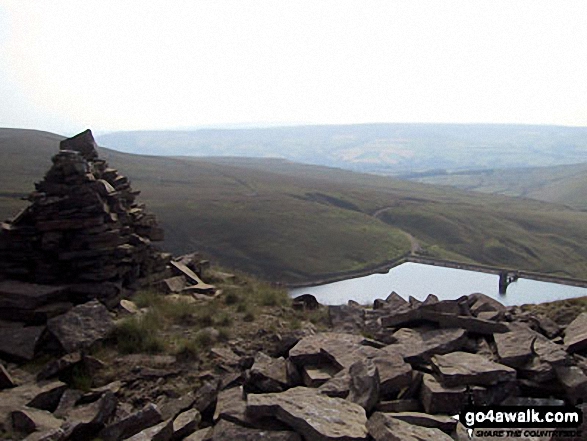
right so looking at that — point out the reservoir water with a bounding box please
[289,262,587,306]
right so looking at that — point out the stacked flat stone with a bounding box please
[0,130,170,307]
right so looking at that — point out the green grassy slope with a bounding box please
[409,163,587,210]
[2,128,587,283]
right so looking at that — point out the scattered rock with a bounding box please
[36,352,83,381]
[420,373,466,415]
[367,412,454,441]
[431,352,517,387]
[246,386,369,441]
[0,325,45,361]
[172,408,201,440]
[0,362,15,389]
[292,293,320,310]
[383,411,457,434]
[386,327,468,364]
[348,359,380,412]
[494,327,535,367]
[564,312,587,354]
[99,403,163,441]
[246,352,289,393]
[47,300,114,353]
[11,408,63,435]
[210,419,301,441]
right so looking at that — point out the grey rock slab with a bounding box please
[211,419,301,441]
[47,300,114,353]
[37,352,83,381]
[302,364,338,387]
[213,386,247,425]
[564,312,587,353]
[159,391,196,421]
[124,419,173,441]
[431,351,517,387]
[494,328,535,367]
[468,381,519,406]
[247,352,289,392]
[372,352,412,396]
[11,408,63,435]
[289,332,363,367]
[328,305,364,333]
[21,427,66,441]
[420,374,466,415]
[0,280,69,310]
[348,359,380,412]
[469,293,507,318]
[384,412,457,434]
[420,311,510,334]
[99,403,163,441]
[374,399,421,413]
[554,364,587,405]
[385,327,467,364]
[26,381,68,412]
[61,391,118,440]
[171,408,200,440]
[367,412,454,441]
[0,362,15,389]
[0,325,45,361]
[318,368,352,398]
[246,386,368,441]
[532,333,568,366]
[518,356,555,383]
[184,428,213,441]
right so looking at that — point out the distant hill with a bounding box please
[97,123,587,175]
[3,127,587,283]
[405,162,587,210]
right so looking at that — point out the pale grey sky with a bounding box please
[1,0,586,135]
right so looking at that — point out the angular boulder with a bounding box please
[211,419,301,441]
[420,374,466,415]
[431,352,516,387]
[246,386,368,441]
[348,359,380,412]
[367,412,454,441]
[0,325,45,361]
[564,312,587,354]
[386,327,467,364]
[47,300,114,353]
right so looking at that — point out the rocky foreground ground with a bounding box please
[1,282,586,441]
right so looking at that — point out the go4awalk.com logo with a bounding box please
[454,405,583,439]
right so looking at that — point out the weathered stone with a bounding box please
[26,381,67,412]
[372,352,413,396]
[47,300,114,353]
[80,381,123,404]
[348,359,380,412]
[431,352,517,387]
[420,374,466,415]
[468,381,519,406]
[288,332,363,367]
[119,299,140,315]
[0,325,45,361]
[554,364,587,404]
[21,427,66,441]
[302,364,338,387]
[169,261,215,293]
[385,412,457,434]
[518,356,555,383]
[246,387,368,441]
[0,280,69,310]
[535,314,561,339]
[494,328,534,367]
[11,408,63,435]
[374,399,421,413]
[161,276,187,293]
[318,368,352,398]
[211,419,301,441]
[328,305,364,333]
[564,312,587,354]
[247,352,289,392]
[386,327,468,364]
[59,129,99,160]
[385,291,409,309]
[367,412,454,441]
[213,386,246,424]
[292,293,320,310]
[193,381,219,417]
[421,311,510,334]
[54,389,83,419]
[37,352,83,381]
[184,428,213,441]
[61,391,118,440]
[210,347,240,367]
[172,409,200,440]
[159,391,196,421]
[99,403,163,441]
[0,362,15,389]
[124,419,173,441]
[532,333,567,366]
[469,293,507,319]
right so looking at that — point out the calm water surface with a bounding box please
[289,262,587,306]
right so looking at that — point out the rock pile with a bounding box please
[2,292,585,440]
[0,130,170,311]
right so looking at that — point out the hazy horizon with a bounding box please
[2,1,587,136]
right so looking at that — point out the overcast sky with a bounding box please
[1,1,586,135]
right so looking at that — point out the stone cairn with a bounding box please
[0,130,171,319]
